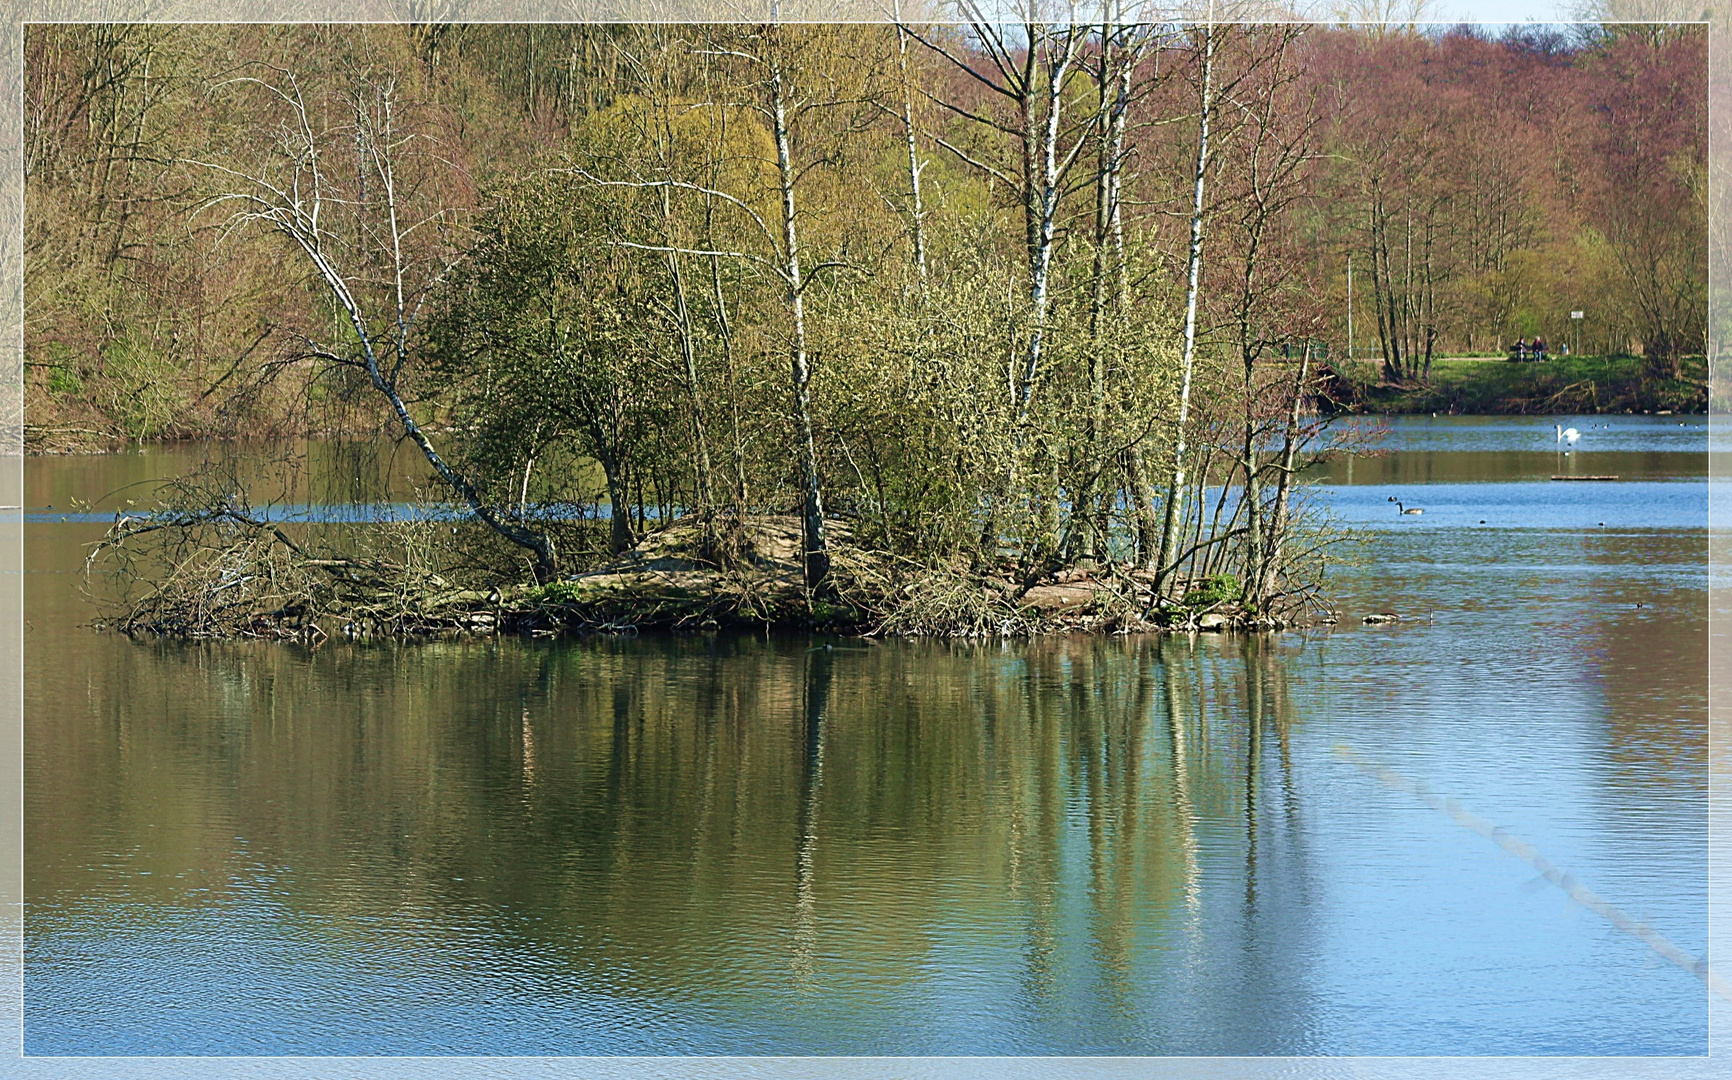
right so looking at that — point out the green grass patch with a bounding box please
[1327,354,1707,415]
[46,366,83,396]
[1183,573,1241,609]
[535,580,593,605]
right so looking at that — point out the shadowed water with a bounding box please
[23,416,1709,1055]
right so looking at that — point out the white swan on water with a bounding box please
[1556,424,1580,443]
[1389,497,1423,515]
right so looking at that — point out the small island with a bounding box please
[24,22,1700,641]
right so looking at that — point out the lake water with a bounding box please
[21,415,1714,1057]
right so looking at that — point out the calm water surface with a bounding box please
[23,416,1710,1055]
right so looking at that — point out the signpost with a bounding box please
[1570,310,1584,358]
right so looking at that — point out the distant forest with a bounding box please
[26,22,1703,447]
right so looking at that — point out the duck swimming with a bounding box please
[1389,496,1423,515]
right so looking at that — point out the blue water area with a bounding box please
[1326,479,1709,531]
[21,423,1714,1057]
[1336,413,1715,454]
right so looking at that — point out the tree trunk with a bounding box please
[601,456,634,555]
[1259,341,1312,603]
[702,186,750,515]
[1235,210,1267,606]
[893,1,927,284]
[1402,201,1414,380]
[1124,445,1160,570]
[662,197,713,520]
[1154,24,1214,599]
[1079,17,1131,567]
[770,41,829,592]
[1014,29,1069,430]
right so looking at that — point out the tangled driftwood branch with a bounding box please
[85,465,502,639]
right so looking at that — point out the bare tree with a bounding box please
[192,65,558,580]
[1077,11,1163,566]
[1214,26,1316,607]
[892,0,929,284]
[920,7,1090,434]
[1152,20,1217,599]
[573,24,887,592]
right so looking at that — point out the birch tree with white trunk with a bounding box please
[191,66,560,581]
[1152,20,1216,598]
[573,25,888,592]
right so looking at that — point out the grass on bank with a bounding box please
[1325,353,1708,415]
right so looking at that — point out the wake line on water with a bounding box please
[1335,745,1730,1003]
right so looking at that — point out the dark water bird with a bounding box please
[1389,497,1423,515]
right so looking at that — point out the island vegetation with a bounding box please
[27,18,1704,639]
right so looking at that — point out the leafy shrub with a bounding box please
[1183,573,1240,608]
[95,335,181,440]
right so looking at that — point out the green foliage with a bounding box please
[42,342,82,396]
[46,368,82,396]
[809,599,867,626]
[1183,573,1242,609]
[96,335,181,440]
[535,580,589,605]
[1330,353,1708,414]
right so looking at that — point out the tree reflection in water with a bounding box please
[29,610,1700,1054]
